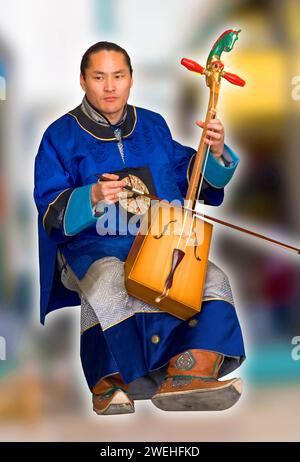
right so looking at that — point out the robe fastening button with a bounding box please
[188,319,198,328]
[151,335,160,344]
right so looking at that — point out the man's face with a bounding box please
[80,50,133,124]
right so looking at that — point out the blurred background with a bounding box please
[0,0,300,442]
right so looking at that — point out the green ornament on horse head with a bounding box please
[207,28,241,65]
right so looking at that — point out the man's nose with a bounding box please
[104,77,115,92]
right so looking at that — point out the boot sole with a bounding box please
[151,378,242,412]
[93,389,135,416]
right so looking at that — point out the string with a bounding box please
[177,83,217,251]
[192,81,217,203]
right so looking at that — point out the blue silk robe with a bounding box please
[34,102,245,393]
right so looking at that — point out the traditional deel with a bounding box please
[33,98,244,397]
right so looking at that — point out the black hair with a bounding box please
[80,41,133,77]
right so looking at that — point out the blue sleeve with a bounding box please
[200,144,240,189]
[173,139,240,206]
[64,184,98,236]
[172,139,225,206]
[33,129,97,243]
[155,114,239,207]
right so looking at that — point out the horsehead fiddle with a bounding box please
[122,29,299,321]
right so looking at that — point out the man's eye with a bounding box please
[95,76,104,80]
[115,74,124,79]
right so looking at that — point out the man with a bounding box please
[34,41,245,415]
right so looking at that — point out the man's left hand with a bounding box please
[196,118,224,159]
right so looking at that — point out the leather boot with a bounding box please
[151,349,242,412]
[92,373,135,415]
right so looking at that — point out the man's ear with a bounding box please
[130,76,133,88]
[80,73,86,91]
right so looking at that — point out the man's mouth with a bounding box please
[104,97,117,102]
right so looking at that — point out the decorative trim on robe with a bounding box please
[43,185,99,238]
[43,188,73,237]
[68,104,137,141]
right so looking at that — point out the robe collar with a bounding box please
[81,96,128,127]
[68,96,137,141]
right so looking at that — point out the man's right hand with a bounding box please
[91,173,127,207]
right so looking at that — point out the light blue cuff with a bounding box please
[64,184,98,236]
[202,144,240,189]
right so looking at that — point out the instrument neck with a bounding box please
[185,80,220,208]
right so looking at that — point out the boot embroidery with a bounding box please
[175,351,196,370]
[172,377,193,388]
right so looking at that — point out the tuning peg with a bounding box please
[222,71,245,87]
[181,58,205,75]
